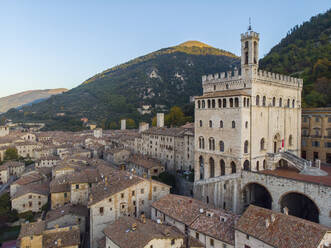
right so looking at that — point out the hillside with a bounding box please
[259,9,331,107]
[3,41,239,130]
[0,88,67,113]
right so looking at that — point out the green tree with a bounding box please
[126,118,136,129]
[165,106,185,127]
[109,121,119,130]
[4,148,18,161]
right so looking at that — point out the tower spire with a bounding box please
[248,17,252,31]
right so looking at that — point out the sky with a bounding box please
[0,1,329,98]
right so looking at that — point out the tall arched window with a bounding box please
[272,97,276,107]
[263,159,266,169]
[263,96,266,106]
[219,141,224,152]
[245,121,248,128]
[209,138,215,151]
[260,138,265,150]
[199,137,205,149]
[292,99,295,108]
[231,162,236,173]
[256,161,260,171]
[235,97,239,107]
[198,100,201,108]
[207,99,211,108]
[223,99,226,108]
[202,100,205,108]
[209,157,215,178]
[244,140,249,153]
[199,120,203,127]
[279,98,282,107]
[220,120,223,128]
[220,160,225,176]
[199,156,204,179]
[243,98,246,107]
[256,95,260,106]
[289,135,293,146]
[243,160,250,171]
[209,120,212,128]
[232,121,236,128]
[247,98,250,107]
[218,99,222,108]
[230,98,234,107]
[212,99,215,108]
[287,99,290,107]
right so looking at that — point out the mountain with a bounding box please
[2,41,239,130]
[0,88,68,113]
[259,9,331,107]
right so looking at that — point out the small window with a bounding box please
[272,97,276,107]
[292,99,295,108]
[109,198,112,202]
[262,96,266,106]
[99,207,104,215]
[256,95,260,106]
[195,232,199,239]
[210,239,214,246]
[132,191,135,196]
[76,184,79,189]
[209,120,212,128]
[199,120,203,127]
[64,192,67,198]
[245,121,248,128]
[171,239,175,245]
[232,121,235,128]
[121,193,124,198]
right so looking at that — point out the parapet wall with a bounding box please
[257,70,303,88]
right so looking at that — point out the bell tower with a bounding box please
[241,20,259,78]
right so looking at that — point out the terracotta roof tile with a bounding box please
[45,204,88,223]
[18,221,46,238]
[42,227,80,248]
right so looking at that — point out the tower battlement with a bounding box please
[240,30,259,40]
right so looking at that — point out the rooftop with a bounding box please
[45,204,88,223]
[235,205,330,248]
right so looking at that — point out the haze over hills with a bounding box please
[2,41,240,130]
[0,88,68,113]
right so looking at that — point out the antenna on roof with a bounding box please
[248,17,252,31]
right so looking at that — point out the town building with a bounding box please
[0,125,10,137]
[0,164,10,184]
[4,161,25,177]
[126,154,165,178]
[301,107,331,164]
[235,205,331,248]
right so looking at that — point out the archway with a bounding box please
[209,157,215,178]
[243,183,272,210]
[220,159,225,176]
[280,192,319,223]
[243,160,250,171]
[273,133,281,153]
[199,156,204,180]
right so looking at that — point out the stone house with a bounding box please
[11,184,49,213]
[126,154,165,178]
[235,205,331,248]
[0,125,10,137]
[50,175,71,209]
[15,141,41,158]
[20,132,36,142]
[0,164,9,184]
[17,221,80,248]
[104,148,131,166]
[10,171,46,197]
[103,216,185,248]
[35,156,60,168]
[88,164,170,248]
[45,204,88,234]
[151,194,239,248]
[4,161,25,177]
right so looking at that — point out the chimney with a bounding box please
[283,207,289,215]
[157,113,164,128]
[121,119,126,130]
[139,122,149,133]
[265,218,270,228]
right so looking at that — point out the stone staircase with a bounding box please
[279,151,308,171]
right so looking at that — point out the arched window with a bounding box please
[272,97,276,107]
[202,100,205,108]
[230,98,234,107]
[220,160,225,176]
[213,85,216,91]
[212,99,215,108]
[292,99,295,108]
[199,137,205,149]
[220,120,223,128]
[199,120,203,127]
[287,99,290,107]
[256,161,260,171]
[235,97,239,107]
[231,162,236,173]
[209,157,215,178]
[207,99,211,108]
[289,135,293,146]
[263,96,266,106]
[198,100,201,108]
[247,98,250,107]
[209,120,212,128]
[218,99,222,108]
[243,98,246,107]
[243,160,250,171]
[232,121,236,128]
[223,99,227,108]
[226,84,229,89]
[260,138,265,150]
[219,141,224,152]
[244,140,249,153]
[245,121,248,128]
[199,156,204,180]
[263,159,266,169]
[209,138,215,151]
[256,95,260,106]
[279,98,282,107]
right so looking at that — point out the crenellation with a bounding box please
[220,72,225,79]
[214,73,219,79]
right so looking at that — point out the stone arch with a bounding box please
[223,99,226,108]
[202,100,205,108]
[273,133,281,153]
[230,98,234,107]
[220,159,225,176]
[207,99,211,108]
[231,161,236,173]
[218,99,222,108]
[244,140,249,153]
[279,191,320,223]
[198,100,201,108]
[242,182,273,210]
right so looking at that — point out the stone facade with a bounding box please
[301,108,331,164]
[0,165,9,184]
[12,192,48,213]
[0,125,9,137]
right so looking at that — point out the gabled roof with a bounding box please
[45,204,88,223]
[18,221,46,238]
[235,205,330,248]
[12,183,49,200]
[42,227,80,248]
